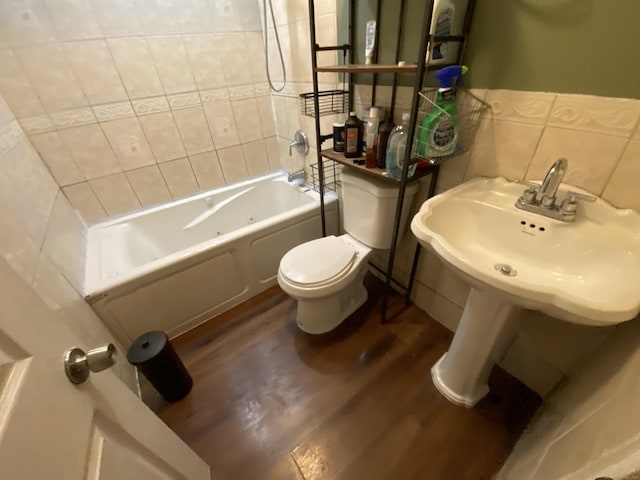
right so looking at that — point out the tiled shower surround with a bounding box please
[0,0,281,223]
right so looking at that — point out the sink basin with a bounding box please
[410,177,640,407]
[411,177,640,326]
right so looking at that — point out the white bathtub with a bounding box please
[85,171,338,344]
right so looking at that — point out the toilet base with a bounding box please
[295,267,368,334]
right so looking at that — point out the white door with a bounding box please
[0,259,210,480]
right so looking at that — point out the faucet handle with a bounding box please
[566,191,596,203]
[515,179,539,189]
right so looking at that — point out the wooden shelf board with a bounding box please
[319,149,436,185]
[315,63,418,74]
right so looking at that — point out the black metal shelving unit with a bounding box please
[306,0,478,323]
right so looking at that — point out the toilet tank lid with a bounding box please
[280,236,356,285]
[341,167,420,197]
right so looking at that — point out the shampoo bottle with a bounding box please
[385,113,415,180]
[426,0,456,66]
[365,107,381,168]
[417,65,467,159]
[376,119,396,168]
[344,112,363,158]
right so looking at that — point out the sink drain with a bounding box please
[495,263,517,277]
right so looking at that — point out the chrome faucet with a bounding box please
[287,169,307,183]
[537,157,567,206]
[515,158,595,222]
[289,129,309,156]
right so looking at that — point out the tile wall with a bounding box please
[0,0,281,224]
[353,85,640,396]
[265,0,344,180]
[0,92,136,388]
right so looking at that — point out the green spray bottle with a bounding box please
[417,65,468,159]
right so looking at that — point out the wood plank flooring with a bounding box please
[158,276,540,480]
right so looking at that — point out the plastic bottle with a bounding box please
[344,111,363,158]
[364,20,376,65]
[417,65,468,159]
[365,107,381,168]
[426,0,456,66]
[385,113,416,180]
[376,119,396,168]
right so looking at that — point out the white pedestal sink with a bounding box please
[411,177,640,407]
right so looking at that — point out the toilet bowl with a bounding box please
[278,167,419,334]
[278,234,371,334]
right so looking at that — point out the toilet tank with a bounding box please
[340,167,420,249]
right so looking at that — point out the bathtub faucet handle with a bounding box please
[289,130,309,156]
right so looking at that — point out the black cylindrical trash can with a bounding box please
[127,331,193,402]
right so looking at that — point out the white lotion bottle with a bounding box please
[426,0,456,66]
[364,20,376,64]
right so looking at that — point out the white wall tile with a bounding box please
[0,49,46,118]
[217,145,248,184]
[231,98,262,143]
[256,95,276,137]
[242,139,270,177]
[209,0,244,32]
[602,140,640,211]
[525,127,627,195]
[0,202,41,285]
[60,124,121,179]
[64,40,128,105]
[63,182,107,224]
[189,150,225,190]
[101,117,155,170]
[138,112,187,162]
[159,157,199,198]
[0,0,56,46]
[203,101,241,148]
[183,34,226,90]
[43,0,101,41]
[428,292,463,332]
[147,35,197,94]
[244,32,267,83]
[30,131,85,186]
[42,191,87,292]
[107,37,164,99]
[0,140,59,245]
[90,0,143,36]
[173,106,215,154]
[465,119,543,181]
[219,33,253,85]
[89,172,141,216]
[16,44,88,112]
[135,0,179,35]
[264,136,281,170]
[177,0,212,33]
[126,165,172,207]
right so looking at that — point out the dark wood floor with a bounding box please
[158,276,540,480]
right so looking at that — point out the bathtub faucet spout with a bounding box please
[288,170,307,183]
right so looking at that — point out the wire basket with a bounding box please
[299,90,349,118]
[310,160,341,193]
[411,87,488,165]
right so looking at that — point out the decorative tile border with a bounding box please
[167,92,201,110]
[200,87,229,104]
[228,85,255,100]
[92,101,136,122]
[19,115,55,135]
[132,95,171,115]
[50,107,97,129]
[254,83,270,96]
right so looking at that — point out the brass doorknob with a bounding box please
[64,344,116,384]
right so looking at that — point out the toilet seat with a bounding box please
[280,236,357,288]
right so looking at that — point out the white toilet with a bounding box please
[277,167,419,334]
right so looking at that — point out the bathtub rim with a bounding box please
[84,172,338,299]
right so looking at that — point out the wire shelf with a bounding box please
[310,159,341,193]
[299,89,349,118]
[411,87,489,165]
